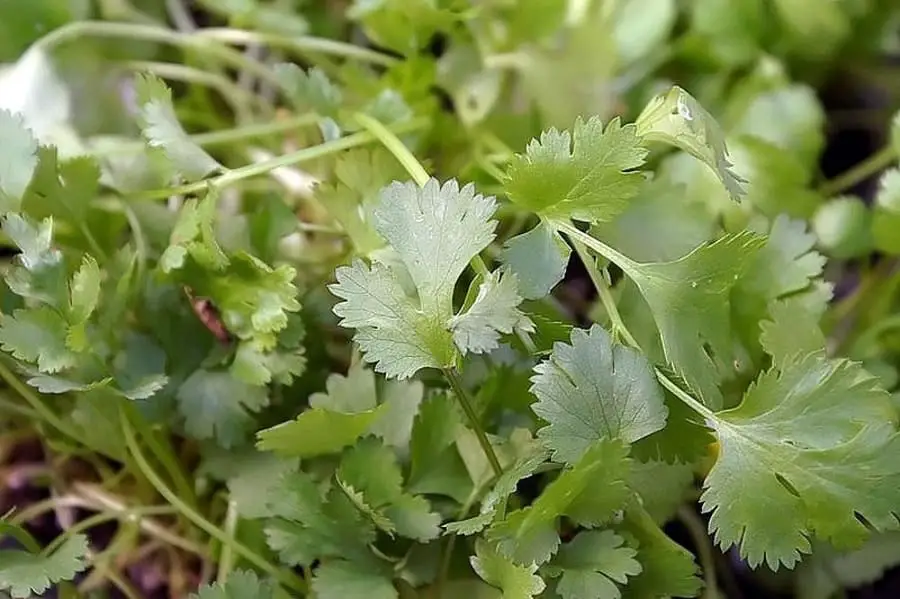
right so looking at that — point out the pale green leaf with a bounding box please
[470,539,545,599]
[177,369,269,448]
[0,307,77,373]
[0,109,37,208]
[134,73,222,181]
[500,222,571,299]
[312,560,398,599]
[0,534,88,598]
[449,268,533,355]
[636,86,744,201]
[191,570,276,599]
[68,255,100,324]
[624,231,764,409]
[702,352,900,570]
[531,325,667,464]
[547,530,641,599]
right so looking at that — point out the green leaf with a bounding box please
[636,86,744,201]
[590,179,716,263]
[0,533,89,598]
[160,192,228,273]
[348,0,457,56]
[408,393,472,501]
[0,307,77,373]
[546,530,642,599]
[191,570,276,599]
[796,532,900,599]
[134,73,223,181]
[257,406,384,458]
[615,501,701,598]
[176,369,269,449]
[449,268,533,355]
[531,325,667,464]
[2,213,66,308]
[264,472,374,566]
[312,559,398,599]
[759,297,827,368]
[702,351,900,569]
[488,440,631,565]
[370,378,423,454]
[446,448,551,535]
[500,222,571,300]
[0,109,37,208]
[68,255,100,325]
[223,452,298,519]
[628,460,694,524]
[470,539,546,599]
[275,63,342,118]
[872,169,900,255]
[812,196,872,259]
[504,117,648,223]
[331,179,525,379]
[21,148,98,233]
[311,359,378,412]
[623,231,764,409]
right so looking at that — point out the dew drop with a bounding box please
[677,96,693,121]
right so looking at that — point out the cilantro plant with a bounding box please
[1,2,900,599]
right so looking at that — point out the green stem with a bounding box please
[217,500,239,583]
[125,117,427,201]
[120,408,306,593]
[92,113,319,157]
[572,240,640,349]
[0,359,85,445]
[678,506,720,599]
[442,369,502,477]
[195,28,399,67]
[819,145,897,197]
[354,112,430,186]
[554,220,641,278]
[32,20,281,89]
[122,59,264,120]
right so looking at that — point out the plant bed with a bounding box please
[1,2,900,599]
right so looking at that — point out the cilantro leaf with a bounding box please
[531,325,667,464]
[312,559,398,599]
[623,231,764,409]
[759,296,828,368]
[0,306,77,373]
[0,109,37,207]
[488,440,631,565]
[449,268,534,355]
[0,533,89,598]
[702,352,900,569]
[446,448,551,535]
[615,501,701,598]
[263,472,374,566]
[628,459,694,524]
[471,538,546,599]
[134,73,223,181]
[191,570,276,599]
[504,117,648,223]
[330,179,525,378]
[872,169,900,255]
[408,393,472,502]
[338,438,441,541]
[636,86,745,201]
[275,63,342,118]
[500,222,571,299]
[160,192,228,272]
[176,368,269,449]
[257,406,384,458]
[310,359,378,413]
[546,530,642,599]
[2,213,66,307]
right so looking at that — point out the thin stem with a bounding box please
[119,408,307,593]
[354,112,430,186]
[165,0,197,31]
[216,500,239,583]
[91,113,319,156]
[31,21,281,89]
[656,368,716,421]
[122,60,264,119]
[819,145,897,196]
[0,359,85,445]
[572,240,640,349]
[442,369,502,476]
[195,28,399,67]
[125,117,427,201]
[554,220,640,278]
[678,506,720,599]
